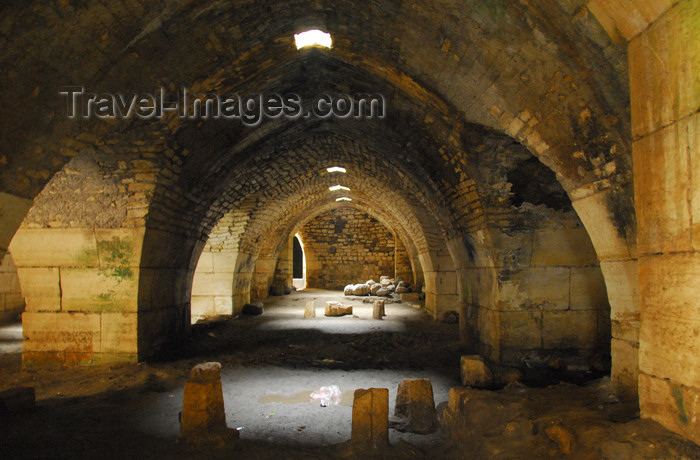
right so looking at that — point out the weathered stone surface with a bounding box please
[375,287,391,296]
[373,300,385,319]
[351,388,389,447]
[395,286,410,294]
[370,283,382,295]
[545,425,574,454]
[304,301,316,318]
[189,362,222,382]
[352,283,371,296]
[392,378,437,434]
[325,301,352,317]
[344,284,354,295]
[242,302,264,316]
[179,362,238,444]
[460,355,493,388]
[639,372,700,445]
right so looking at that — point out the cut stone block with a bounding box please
[179,362,238,445]
[392,379,437,434]
[304,301,316,318]
[448,386,470,414]
[351,388,389,447]
[373,300,385,319]
[460,355,493,388]
[325,301,352,317]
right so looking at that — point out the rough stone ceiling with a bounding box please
[0,0,632,249]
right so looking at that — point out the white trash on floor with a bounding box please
[309,385,342,407]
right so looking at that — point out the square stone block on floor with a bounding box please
[325,301,352,317]
[179,362,238,445]
[460,355,493,388]
[351,388,389,447]
[392,378,437,434]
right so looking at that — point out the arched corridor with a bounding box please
[1,0,699,456]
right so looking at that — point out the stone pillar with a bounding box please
[351,388,389,447]
[272,236,293,289]
[11,228,145,365]
[191,247,237,322]
[627,0,700,443]
[373,300,385,319]
[393,379,437,434]
[0,253,24,323]
[179,362,237,445]
[304,300,315,318]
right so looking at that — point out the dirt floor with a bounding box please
[1,289,700,459]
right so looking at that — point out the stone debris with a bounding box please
[179,362,238,445]
[351,388,389,447]
[344,276,414,297]
[304,301,316,318]
[460,355,493,388]
[325,301,353,317]
[545,424,574,454]
[352,283,371,295]
[241,302,264,315]
[391,378,437,434]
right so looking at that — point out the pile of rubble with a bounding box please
[344,276,414,297]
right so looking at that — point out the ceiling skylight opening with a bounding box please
[336,197,352,202]
[329,185,350,192]
[294,29,332,49]
[326,166,346,173]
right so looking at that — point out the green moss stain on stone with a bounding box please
[96,237,135,302]
[673,386,689,424]
[97,236,133,268]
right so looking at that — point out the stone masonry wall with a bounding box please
[0,252,24,323]
[299,208,396,290]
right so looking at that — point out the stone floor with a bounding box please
[1,290,699,459]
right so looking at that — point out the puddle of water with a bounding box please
[258,390,352,407]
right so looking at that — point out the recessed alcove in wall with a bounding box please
[297,207,413,290]
[292,234,306,290]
